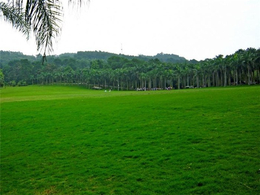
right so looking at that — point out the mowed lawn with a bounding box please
[1,85,260,194]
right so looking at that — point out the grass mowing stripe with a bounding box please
[1,85,260,194]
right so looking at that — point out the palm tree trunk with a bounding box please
[153,78,157,89]
[196,75,199,88]
[224,67,227,87]
[257,70,260,84]
[212,73,215,87]
[247,65,251,85]
[178,76,180,89]
[202,74,205,87]
[235,69,238,85]
[149,78,152,89]
[207,75,211,87]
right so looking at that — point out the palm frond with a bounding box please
[68,0,86,6]
[2,0,89,59]
[0,2,30,38]
[25,0,63,58]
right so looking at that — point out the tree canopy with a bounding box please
[1,48,259,89]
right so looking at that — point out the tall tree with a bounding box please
[0,69,4,87]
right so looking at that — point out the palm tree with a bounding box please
[213,55,225,86]
[234,49,245,85]
[193,63,200,88]
[243,48,258,85]
[174,63,183,89]
[0,69,4,87]
[255,49,260,83]
[0,0,87,59]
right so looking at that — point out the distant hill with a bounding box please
[74,51,117,61]
[73,51,187,63]
[0,50,188,67]
[0,50,38,66]
[138,52,187,63]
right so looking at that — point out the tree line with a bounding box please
[0,48,259,90]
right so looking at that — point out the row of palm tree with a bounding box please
[2,47,260,90]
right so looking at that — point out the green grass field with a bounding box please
[1,85,260,194]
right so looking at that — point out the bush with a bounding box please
[17,80,27,86]
[9,80,16,87]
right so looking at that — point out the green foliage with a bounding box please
[0,69,4,87]
[141,52,187,63]
[17,80,27,86]
[1,48,260,90]
[0,2,30,38]
[8,80,16,87]
[0,51,37,67]
[1,85,260,194]
[75,51,117,60]
[0,1,63,56]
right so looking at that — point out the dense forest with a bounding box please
[0,48,259,90]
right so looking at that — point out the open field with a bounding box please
[1,85,260,194]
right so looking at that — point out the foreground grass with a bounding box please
[1,85,260,194]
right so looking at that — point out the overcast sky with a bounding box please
[0,0,259,60]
